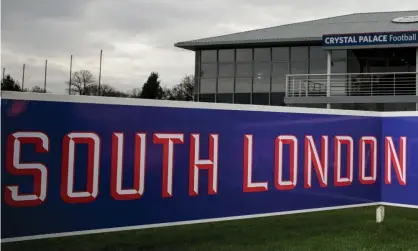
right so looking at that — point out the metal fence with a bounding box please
[286,72,418,97]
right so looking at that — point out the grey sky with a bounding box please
[2,0,417,93]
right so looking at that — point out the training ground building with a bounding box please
[175,10,418,111]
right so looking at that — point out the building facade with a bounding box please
[175,11,418,111]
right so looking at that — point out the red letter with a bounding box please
[275,135,298,190]
[359,136,377,185]
[153,133,184,198]
[243,135,268,192]
[334,136,353,187]
[61,132,101,203]
[111,133,146,200]
[189,134,219,196]
[4,132,49,207]
[384,136,407,185]
[304,135,328,188]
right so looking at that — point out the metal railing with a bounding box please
[286,72,418,97]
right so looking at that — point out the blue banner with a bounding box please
[322,31,418,47]
[380,116,418,206]
[1,93,417,242]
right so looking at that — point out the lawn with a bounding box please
[2,206,418,251]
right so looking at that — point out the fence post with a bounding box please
[376,205,385,223]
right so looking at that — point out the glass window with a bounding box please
[235,78,252,93]
[329,74,346,96]
[254,63,270,78]
[219,49,234,62]
[234,93,251,104]
[270,92,285,106]
[332,60,347,73]
[236,49,252,62]
[217,78,234,93]
[272,47,289,61]
[310,46,326,60]
[194,94,198,101]
[272,62,288,77]
[253,77,270,93]
[254,48,271,62]
[291,47,308,61]
[216,94,233,103]
[291,61,308,74]
[200,64,217,78]
[199,94,215,102]
[347,57,362,73]
[236,63,253,78]
[289,61,308,96]
[309,60,327,74]
[218,63,234,78]
[271,77,286,92]
[333,50,347,60]
[201,50,217,63]
[252,93,269,105]
[200,78,216,93]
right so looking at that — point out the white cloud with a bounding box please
[2,0,417,93]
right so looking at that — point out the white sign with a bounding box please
[392,15,418,23]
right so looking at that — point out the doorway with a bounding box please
[347,48,416,96]
[348,47,416,74]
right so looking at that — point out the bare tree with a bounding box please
[30,86,48,93]
[128,88,142,98]
[164,75,195,101]
[86,83,128,97]
[65,70,95,95]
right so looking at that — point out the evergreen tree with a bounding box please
[140,72,163,99]
[1,75,22,91]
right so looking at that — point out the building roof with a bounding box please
[175,10,418,50]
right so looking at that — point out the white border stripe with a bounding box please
[2,91,417,117]
[1,202,379,243]
[381,202,418,209]
[379,111,418,117]
[0,91,380,117]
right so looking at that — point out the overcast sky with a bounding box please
[1,0,417,93]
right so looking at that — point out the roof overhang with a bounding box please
[174,37,322,51]
[174,11,418,51]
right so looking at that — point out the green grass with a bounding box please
[3,206,418,251]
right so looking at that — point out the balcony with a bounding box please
[285,72,418,104]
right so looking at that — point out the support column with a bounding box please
[326,50,332,109]
[416,47,418,111]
